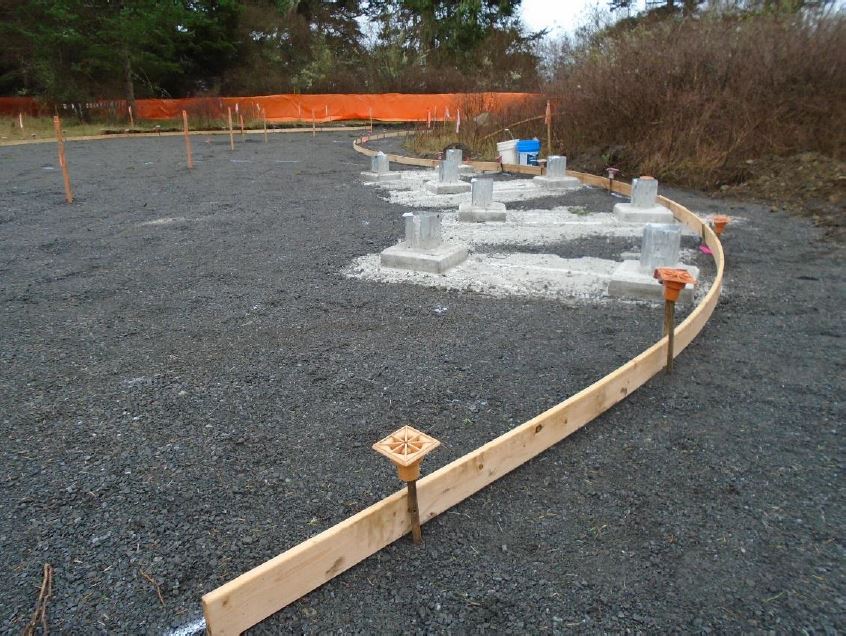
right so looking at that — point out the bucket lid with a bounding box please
[516,138,541,152]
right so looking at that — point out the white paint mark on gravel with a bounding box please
[166,616,206,636]
[363,169,568,208]
[440,209,645,246]
[139,217,188,226]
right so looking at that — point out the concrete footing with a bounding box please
[607,260,699,303]
[361,171,401,182]
[532,175,582,190]
[613,203,675,224]
[380,242,468,274]
[457,202,507,223]
[425,180,471,194]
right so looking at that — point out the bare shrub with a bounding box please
[546,11,846,188]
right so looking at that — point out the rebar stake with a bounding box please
[373,425,440,545]
[606,167,619,192]
[654,268,697,374]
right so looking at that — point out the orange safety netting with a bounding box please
[1,93,540,122]
[136,92,539,122]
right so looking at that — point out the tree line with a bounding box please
[0,0,542,104]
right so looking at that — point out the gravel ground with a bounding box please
[0,129,843,634]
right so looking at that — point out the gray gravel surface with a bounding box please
[0,130,843,634]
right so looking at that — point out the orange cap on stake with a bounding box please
[373,425,440,482]
[654,268,697,302]
[712,214,729,237]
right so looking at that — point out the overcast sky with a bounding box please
[521,0,604,35]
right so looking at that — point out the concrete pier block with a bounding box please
[533,155,581,190]
[380,242,469,274]
[425,180,472,194]
[472,177,494,208]
[446,148,463,164]
[613,176,673,223]
[639,223,681,272]
[607,260,699,303]
[361,151,401,181]
[608,222,693,301]
[381,211,468,273]
[404,212,442,249]
[458,178,507,222]
[424,157,471,193]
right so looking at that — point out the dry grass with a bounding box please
[547,11,846,189]
[406,93,548,160]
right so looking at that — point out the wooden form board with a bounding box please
[201,134,725,635]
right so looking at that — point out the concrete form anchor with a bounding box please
[425,149,471,194]
[613,176,675,224]
[380,211,468,274]
[373,425,440,544]
[532,155,581,190]
[361,151,401,182]
[654,267,698,374]
[458,177,507,222]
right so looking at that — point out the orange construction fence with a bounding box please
[0,93,540,123]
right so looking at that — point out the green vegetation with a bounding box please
[0,0,539,102]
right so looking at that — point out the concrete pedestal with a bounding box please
[457,202,507,223]
[613,202,675,224]
[532,174,582,190]
[607,260,699,303]
[425,180,471,194]
[380,242,468,274]
[361,171,401,182]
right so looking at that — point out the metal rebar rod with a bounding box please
[406,480,422,544]
[664,300,675,374]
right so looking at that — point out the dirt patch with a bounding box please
[718,152,846,242]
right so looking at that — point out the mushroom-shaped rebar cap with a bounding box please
[712,214,730,236]
[373,425,440,482]
[654,267,697,302]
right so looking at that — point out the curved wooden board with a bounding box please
[200,135,725,635]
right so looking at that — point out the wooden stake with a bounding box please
[128,104,134,128]
[312,110,316,137]
[18,112,24,130]
[263,109,268,143]
[547,108,552,157]
[239,113,245,137]
[52,116,73,204]
[182,110,193,170]
[227,107,234,150]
